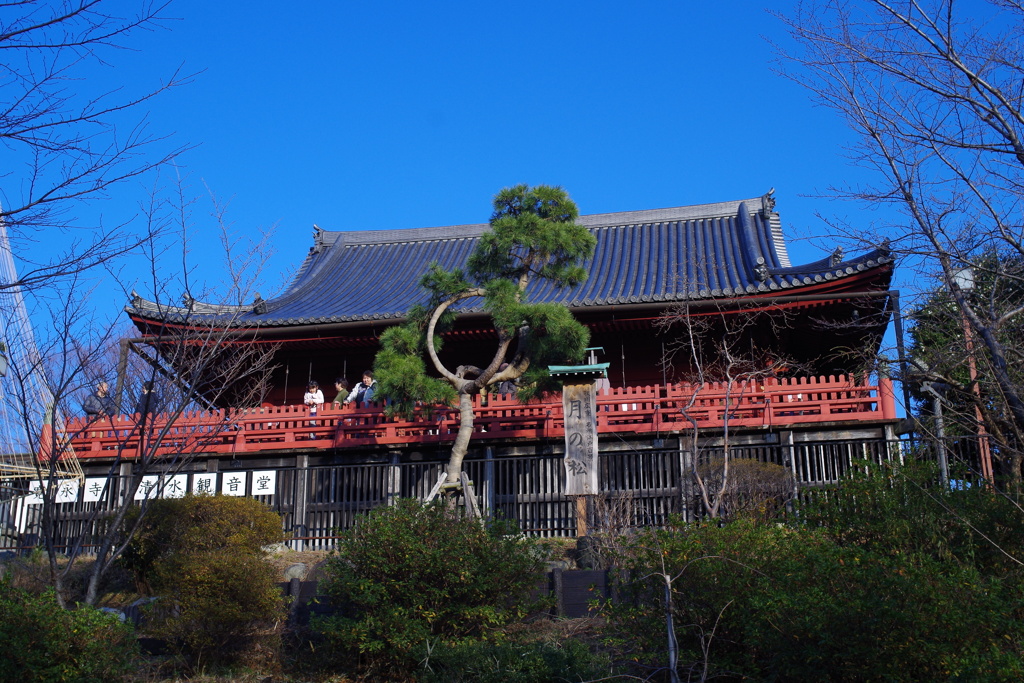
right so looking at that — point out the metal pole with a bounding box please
[888,291,913,435]
[924,383,949,486]
[283,364,290,405]
[620,344,626,388]
[934,395,949,486]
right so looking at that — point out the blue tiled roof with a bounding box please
[128,194,892,327]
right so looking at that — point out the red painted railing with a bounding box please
[64,375,897,459]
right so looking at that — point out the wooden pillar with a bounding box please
[483,447,495,516]
[386,452,401,506]
[879,376,897,420]
[292,454,308,551]
[119,461,134,505]
[574,496,588,537]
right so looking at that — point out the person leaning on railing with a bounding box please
[332,377,350,407]
[82,381,116,419]
[344,370,378,408]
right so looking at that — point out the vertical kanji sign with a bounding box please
[563,381,598,495]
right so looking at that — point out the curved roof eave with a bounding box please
[126,193,893,330]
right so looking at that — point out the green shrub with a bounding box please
[147,549,285,668]
[698,455,795,521]
[313,498,546,674]
[0,579,138,682]
[802,459,1024,575]
[122,493,283,590]
[607,520,1024,682]
[420,638,617,682]
[122,494,286,669]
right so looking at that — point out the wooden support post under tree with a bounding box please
[574,496,588,537]
[423,470,482,520]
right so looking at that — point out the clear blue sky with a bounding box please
[72,0,891,302]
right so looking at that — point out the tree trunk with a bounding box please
[663,572,680,683]
[447,391,475,483]
[1008,452,1024,498]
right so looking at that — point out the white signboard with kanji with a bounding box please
[221,472,246,496]
[250,470,277,496]
[83,478,110,503]
[134,475,160,501]
[192,473,217,495]
[55,479,80,504]
[162,474,188,499]
[26,480,45,505]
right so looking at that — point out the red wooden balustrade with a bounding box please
[62,375,897,459]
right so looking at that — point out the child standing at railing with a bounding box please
[304,381,324,438]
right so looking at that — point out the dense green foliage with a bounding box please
[605,461,1024,681]
[420,638,616,682]
[122,494,286,668]
[314,499,546,674]
[608,520,1024,681]
[0,579,138,682]
[122,493,283,586]
[804,459,1024,575]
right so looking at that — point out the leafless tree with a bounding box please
[904,272,1024,486]
[1,0,187,291]
[777,0,1024,486]
[659,302,801,520]
[3,187,276,607]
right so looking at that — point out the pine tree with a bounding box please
[374,184,597,484]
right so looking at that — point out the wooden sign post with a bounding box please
[563,381,598,497]
[550,356,609,538]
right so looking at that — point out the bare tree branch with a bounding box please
[0,0,189,292]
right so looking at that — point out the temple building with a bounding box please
[45,191,901,542]
[126,192,894,404]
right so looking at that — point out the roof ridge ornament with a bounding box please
[182,293,196,311]
[311,224,326,254]
[829,246,844,267]
[760,187,776,218]
[130,290,142,309]
[252,293,268,315]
